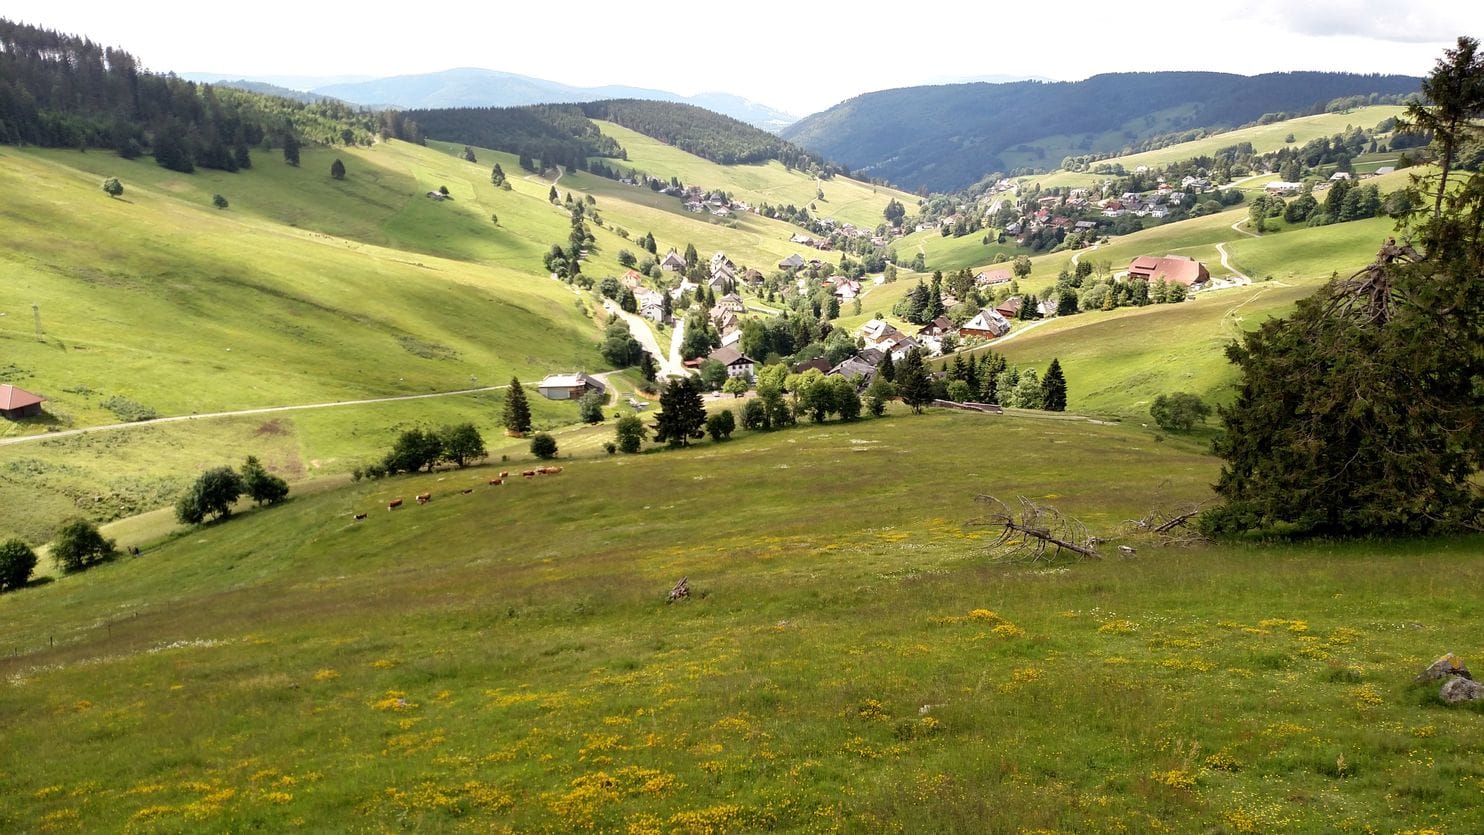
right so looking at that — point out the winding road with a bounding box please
[602,299,688,379]
[1214,242,1251,282]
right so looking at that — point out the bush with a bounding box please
[240,456,289,506]
[740,398,769,430]
[51,519,116,574]
[383,428,443,474]
[1150,392,1212,431]
[176,466,245,524]
[578,390,605,424]
[212,193,229,209]
[615,415,646,453]
[0,539,38,592]
[706,409,736,441]
[530,432,559,459]
[437,423,487,468]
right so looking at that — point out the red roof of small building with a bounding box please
[1128,255,1210,287]
[0,384,43,410]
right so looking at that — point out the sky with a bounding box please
[7,0,1480,115]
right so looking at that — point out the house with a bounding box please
[916,316,957,354]
[832,279,862,300]
[1374,166,1397,176]
[791,357,833,375]
[959,308,1012,339]
[1265,181,1305,196]
[0,384,44,420]
[778,253,806,270]
[995,296,1024,320]
[716,293,746,314]
[621,269,645,290]
[858,319,896,346]
[829,356,877,385]
[1330,171,1353,182]
[707,346,757,379]
[538,372,605,401]
[711,309,740,334]
[790,232,815,245]
[880,332,922,361]
[1073,220,1098,232]
[660,249,687,271]
[710,253,735,275]
[1127,254,1210,288]
[741,268,765,285]
[857,348,886,367]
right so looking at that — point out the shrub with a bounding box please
[176,466,245,524]
[578,390,605,424]
[706,409,736,441]
[52,519,116,574]
[437,423,487,468]
[212,193,229,209]
[530,432,558,459]
[1150,392,1211,431]
[741,398,769,430]
[0,539,38,592]
[615,415,646,453]
[240,456,290,506]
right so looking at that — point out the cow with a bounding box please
[461,488,474,495]
[387,499,403,510]
[522,470,536,478]
[546,466,563,474]
[354,513,368,521]
[499,471,509,479]
[488,478,504,486]
[415,492,432,505]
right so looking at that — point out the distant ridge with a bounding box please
[270,67,801,132]
[782,71,1422,192]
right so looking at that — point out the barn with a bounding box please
[0,384,44,420]
[537,372,605,401]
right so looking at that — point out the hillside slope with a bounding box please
[783,72,1420,191]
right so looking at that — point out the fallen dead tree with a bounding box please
[970,495,1101,562]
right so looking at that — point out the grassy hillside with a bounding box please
[591,121,916,229]
[2,411,1480,832]
[1033,106,1406,190]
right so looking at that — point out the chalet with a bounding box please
[1127,254,1210,288]
[959,308,1012,339]
[791,357,833,375]
[640,299,668,324]
[538,372,605,401]
[716,293,746,314]
[621,269,645,290]
[707,272,733,293]
[858,348,886,367]
[832,279,862,300]
[829,356,877,385]
[0,384,44,420]
[880,332,923,361]
[660,249,687,271]
[858,318,897,346]
[778,253,806,270]
[916,316,956,354]
[711,309,740,334]
[710,253,736,275]
[1330,171,1353,182]
[710,206,732,217]
[994,296,1024,320]
[1073,220,1098,232]
[1265,181,1305,196]
[707,346,757,379]
[790,232,816,245]
[742,268,765,285]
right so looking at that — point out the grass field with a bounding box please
[1031,106,1407,190]
[2,411,1481,832]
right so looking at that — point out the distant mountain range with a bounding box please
[187,68,799,132]
[782,71,1423,192]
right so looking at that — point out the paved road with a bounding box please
[603,299,686,378]
[1229,218,1261,239]
[668,317,688,377]
[0,385,511,448]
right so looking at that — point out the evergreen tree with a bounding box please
[684,243,698,268]
[652,376,707,446]
[1040,358,1067,411]
[503,377,532,435]
[283,133,300,167]
[1402,36,1484,218]
[330,158,346,180]
[878,351,895,382]
[491,163,506,186]
[895,349,934,414]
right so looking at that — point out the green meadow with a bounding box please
[2,411,1481,832]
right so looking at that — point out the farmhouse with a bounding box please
[707,346,757,379]
[1265,181,1306,196]
[0,384,44,419]
[959,308,1012,339]
[829,356,877,385]
[716,292,746,314]
[537,372,605,401]
[1127,254,1210,288]
[994,296,1024,319]
[778,253,806,270]
[660,249,687,271]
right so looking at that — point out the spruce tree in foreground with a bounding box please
[652,377,707,447]
[503,378,532,435]
[1040,359,1067,411]
[1204,38,1484,538]
[895,349,934,414]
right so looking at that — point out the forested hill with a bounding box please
[404,99,842,175]
[0,18,421,172]
[783,71,1422,192]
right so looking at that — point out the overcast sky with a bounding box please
[7,1,1479,115]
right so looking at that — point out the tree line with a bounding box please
[0,18,420,170]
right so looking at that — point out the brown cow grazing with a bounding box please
[461,488,474,495]
[354,513,368,521]
[499,471,509,479]
[522,470,536,478]
[415,492,432,505]
[488,478,504,486]
[387,499,403,510]
[547,466,563,474]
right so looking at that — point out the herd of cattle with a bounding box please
[354,467,565,520]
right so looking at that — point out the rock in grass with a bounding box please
[1415,653,1471,683]
[1440,676,1484,704]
